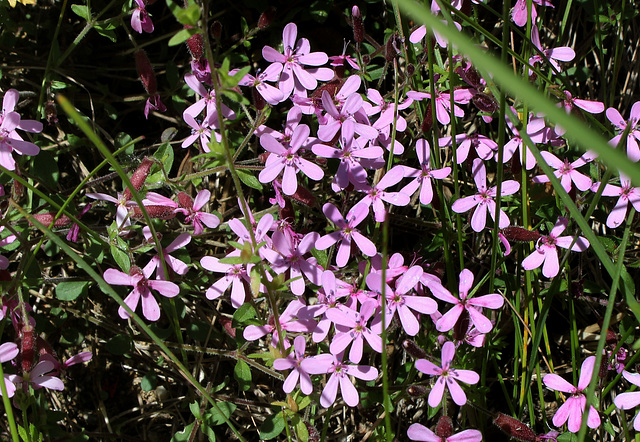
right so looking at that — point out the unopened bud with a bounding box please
[210,21,222,41]
[184,25,204,59]
[252,87,266,110]
[362,54,370,65]
[177,192,194,211]
[135,50,157,95]
[493,413,536,442]
[435,416,453,439]
[402,339,426,359]
[288,184,316,207]
[473,92,498,113]
[501,226,540,243]
[20,325,36,374]
[45,100,58,125]
[384,34,401,62]
[351,6,364,43]
[258,7,276,30]
[306,422,321,442]
[130,205,176,220]
[421,104,433,134]
[406,385,428,397]
[406,64,415,77]
[125,157,155,200]
[30,212,73,228]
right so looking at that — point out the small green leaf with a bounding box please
[141,372,158,391]
[32,150,60,188]
[310,248,328,271]
[105,334,133,355]
[55,281,89,301]
[259,412,285,440]
[237,169,263,191]
[234,360,251,392]
[71,4,90,20]
[169,28,200,47]
[189,401,202,419]
[204,402,236,426]
[218,255,244,265]
[170,422,196,442]
[233,303,256,326]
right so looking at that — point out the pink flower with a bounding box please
[543,356,601,433]
[326,300,382,363]
[318,84,378,142]
[407,87,469,125]
[238,63,284,105]
[258,124,324,196]
[532,151,594,193]
[407,421,482,442]
[0,342,19,397]
[366,265,438,337]
[103,264,180,321]
[511,0,554,27]
[303,353,378,408]
[142,228,191,280]
[176,190,221,235]
[614,370,640,430]
[401,139,451,206]
[529,25,574,74]
[243,298,315,348]
[606,101,640,162]
[0,92,42,171]
[273,336,313,395]
[201,253,252,308]
[439,133,497,165]
[599,174,640,228]
[315,203,377,268]
[262,23,333,100]
[415,341,480,407]
[451,159,520,232]
[264,231,322,296]
[13,360,65,393]
[431,268,504,334]
[352,165,411,222]
[521,217,589,278]
[131,0,154,34]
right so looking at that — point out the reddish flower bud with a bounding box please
[177,192,194,211]
[473,92,499,113]
[288,184,316,207]
[20,325,36,374]
[435,416,453,439]
[406,64,415,76]
[421,104,433,134]
[493,413,536,442]
[129,205,176,220]
[501,226,541,243]
[252,87,266,110]
[135,50,157,95]
[402,339,426,359]
[351,6,364,43]
[384,33,401,62]
[306,422,320,442]
[279,199,295,222]
[184,25,204,59]
[30,212,73,228]
[210,21,222,41]
[218,316,236,338]
[45,100,58,125]
[258,6,276,30]
[124,157,154,201]
[406,385,428,397]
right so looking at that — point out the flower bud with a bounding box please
[184,25,204,59]
[210,21,222,41]
[421,104,433,134]
[306,422,320,442]
[30,212,72,228]
[129,205,176,220]
[19,325,36,374]
[435,416,453,438]
[493,413,536,442]
[177,192,194,211]
[406,384,428,397]
[252,87,266,111]
[406,64,415,77]
[288,184,316,207]
[501,226,541,243]
[351,6,364,43]
[135,50,157,95]
[126,157,155,196]
[45,100,58,125]
[258,6,276,30]
[473,92,499,113]
[402,339,426,359]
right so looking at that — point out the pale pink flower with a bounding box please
[238,63,284,105]
[175,190,221,235]
[326,300,382,363]
[407,87,470,125]
[439,133,497,164]
[606,101,640,162]
[103,264,180,321]
[243,298,315,348]
[531,151,594,193]
[131,0,154,34]
[262,22,333,100]
[431,268,504,334]
[407,422,482,442]
[201,253,252,308]
[352,165,411,222]
[303,352,378,408]
[543,356,601,433]
[599,174,640,228]
[13,360,65,393]
[511,0,554,27]
[522,217,589,278]
[416,341,480,407]
[529,25,574,74]
[273,336,313,395]
[143,228,191,280]
[0,342,19,397]
[614,370,640,431]
[451,158,520,232]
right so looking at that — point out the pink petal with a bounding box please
[447,378,468,406]
[339,374,360,407]
[541,248,560,278]
[407,423,439,442]
[522,249,545,271]
[467,307,494,333]
[351,231,377,257]
[320,373,339,408]
[577,356,596,390]
[436,304,464,332]
[543,373,576,393]
[140,290,161,321]
[428,377,446,407]
[415,359,440,376]
[468,293,504,309]
[104,269,133,286]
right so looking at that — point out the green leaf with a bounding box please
[170,422,196,442]
[233,360,251,392]
[237,169,263,191]
[233,303,256,326]
[71,4,90,20]
[141,372,158,391]
[169,28,200,47]
[310,247,328,271]
[55,281,89,301]
[94,19,118,43]
[189,401,202,419]
[166,0,200,26]
[259,412,285,440]
[218,256,244,265]
[31,150,59,188]
[105,334,133,355]
[204,402,236,426]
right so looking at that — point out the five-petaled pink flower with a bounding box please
[532,151,595,193]
[104,264,180,321]
[415,341,480,407]
[543,355,601,433]
[606,101,640,162]
[522,217,589,278]
[273,335,313,395]
[598,173,640,228]
[614,370,640,431]
[131,0,154,34]
[431,268,504,334]
[326,300,382,363]
[304,352,378,408]
[451,158,520,232]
